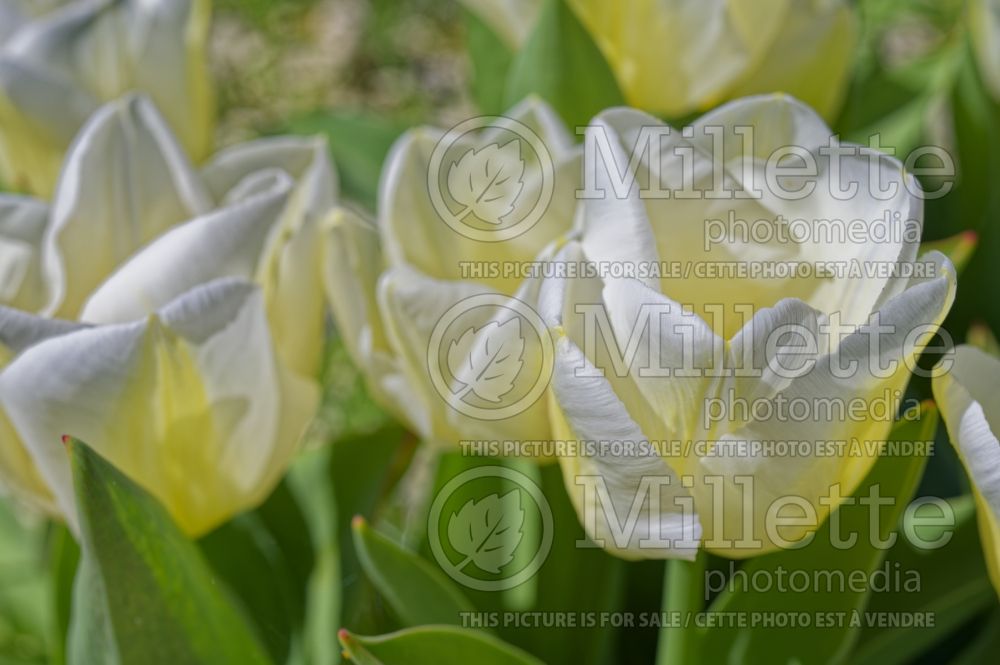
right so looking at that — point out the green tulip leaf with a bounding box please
[337,626,544,665]
[465,9,514,115]
[287,447,342,665]
[48,524,80,665]
[850,495,994,665]
[329,425,411,635]
[285,112,407,211]
[65,438,273,665]
[199,515,298,663]
[504,0,624,129]
[950,608,1000,664]
[351,516,475,627]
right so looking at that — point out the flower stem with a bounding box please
[655,553,706,665]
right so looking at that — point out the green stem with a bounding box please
[655,553,706,665]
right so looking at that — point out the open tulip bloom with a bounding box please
[538,97,956,560]
[1,1,999,663]
[0,92,335,533]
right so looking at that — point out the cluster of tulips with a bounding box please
[1,0,999,620]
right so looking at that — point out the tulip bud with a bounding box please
[324,97,579,447]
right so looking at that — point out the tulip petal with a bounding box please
[376,266,493,443]
[933,345,1000,596]
[0,195,51,311]
[578,110,661,291]
[566,0,790,116]
[379,97,577,296]
[0,305,86,512]
[245,139,338,379]
[0,405,53,511]
[202,135,338,208]
[0,1,26,42]
[377,263,556,444]
[0,278,314,536]
[602,277,723,448]
[551,333,701,559]
[44,95,211,318]
[204,136,338,379]
[586,99,921,337]
[442,268,554,444]
[0,57,94,194]
[322,207,388,369]
[3,0,213,164]
[0,305,85,356]
[80,172,292,324]
[321,207,416,431]
[541,240,686,464]
[726,296,829,411]
[693,252,956,555]
[726,1,857,119]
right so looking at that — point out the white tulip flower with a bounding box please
[0,0,213,195]
[0,278,317,535]
[543,95,956,559]
[324,97,579,448]
[0,94,337,520]
[460,0,856,120]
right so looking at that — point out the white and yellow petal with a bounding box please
[79,173,293,324]
[581,97,920,339]
[43,94,211,318]
[204,135,339,379]
[0,0,212,193]
[933,345,1000,597]
[550,332,701,560]
[379,97,577,296]
[0,278,316,536]
[694,252,956,555]
[376,266,493,443]
[0,195,51,311]
[0,305,85,512]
